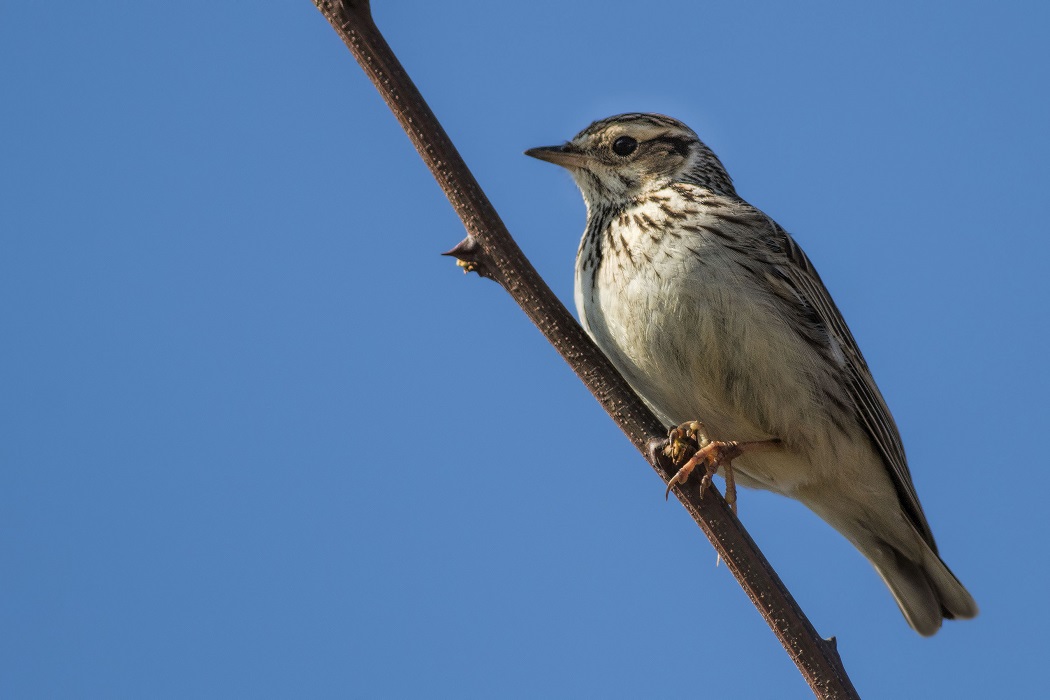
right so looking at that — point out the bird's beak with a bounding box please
[524,144,589,169]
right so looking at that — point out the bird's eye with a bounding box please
[612,136,638,157]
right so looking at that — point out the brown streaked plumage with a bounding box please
[526,113,977,635]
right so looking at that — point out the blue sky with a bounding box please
[2,1,1048,697]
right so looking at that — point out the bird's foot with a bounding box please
[661,421,780,516]
[662,420,710,465]
[664,436,743,514]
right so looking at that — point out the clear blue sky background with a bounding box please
[2,2,1047,697]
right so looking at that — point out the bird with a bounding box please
[525,113,977,636]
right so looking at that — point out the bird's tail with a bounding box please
[863,535,978,636]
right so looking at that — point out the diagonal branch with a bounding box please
[310,2,859,697]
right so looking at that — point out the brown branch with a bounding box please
[310,2,860,697]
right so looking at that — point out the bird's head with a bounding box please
[525,113,736,208]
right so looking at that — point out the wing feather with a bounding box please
[719,200,936,548]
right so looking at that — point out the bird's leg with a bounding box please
[662,421,780,515]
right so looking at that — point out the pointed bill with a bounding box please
[524,144,590,169]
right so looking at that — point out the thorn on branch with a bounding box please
[442,236,494,280]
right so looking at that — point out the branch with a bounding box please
[310,2,859,697]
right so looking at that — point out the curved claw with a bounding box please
[664,475,677,501]
[664,460,698,500]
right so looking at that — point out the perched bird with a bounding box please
[525,113,977,635]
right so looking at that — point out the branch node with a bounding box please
[646,435,670,470]
[442,236,494,280]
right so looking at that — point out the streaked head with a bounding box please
[525,113,736,206]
